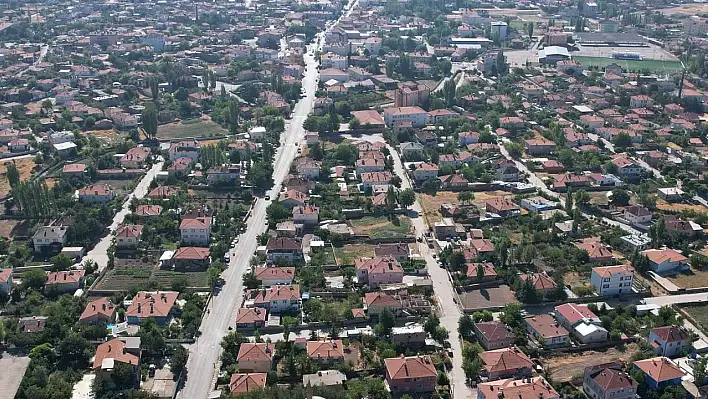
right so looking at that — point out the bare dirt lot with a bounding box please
[0,219,36,241]
[669,268,708,289]
[0,157,36,197]
[157,118,227,140]
[334,243,376,265]
[0,353,31,399]
[350,216,412,239]
[419,191,460,223]
[656,198,707,214]
[459,285,517,311]
[542,343,637,382]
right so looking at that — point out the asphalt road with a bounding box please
[178,2,356,396]
[83,161,164,272]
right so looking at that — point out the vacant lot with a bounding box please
[543,343,637,382]
[94,179,136,194]
[564,271,590,289]
[656,198,707,214]
[334,243,376,265]
[152,269,209,288]
[0,219,36,241]
[572,56,683,73]
[419,191,459,223]
[682,305,708,331]
[669,268,708,289]
[0,157,36,197]
[459,285,517,311]
[0,353,30,399]
[85,129,124,144]
[350,216,412,239]
[157,119,227,139]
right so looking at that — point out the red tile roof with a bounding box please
[651,326,688,343]
[46,270,84,285]
[641,248,688,265]
[135,205,163,216]
[126,291,178,319]
[235,308,266,325]
[519,272,557,291]
[116,224,143,238]
[237,343,274,362]
[385,355,437,381]
[479,347,533,375]
[80,297,116,322]
[354,257,403,275]
[93,338,139,370]
[307,340,345,360]
[254,266,295,281]
[478,377,559,399]
[633,357,685,382]
[229,373,267,395]
[173,247,210,260]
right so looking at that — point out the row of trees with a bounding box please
[12,180,57,218]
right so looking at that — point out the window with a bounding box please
[603,278,610,282]
[625,276,632,281]
[619,277,624,281]
[624,283,631,287]
[603,284,609,289]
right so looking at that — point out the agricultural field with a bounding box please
[95,258,209,291]
[156,118,227,139]
[94,179,137,194]
[350,215,412,239]
[572,56,683,73]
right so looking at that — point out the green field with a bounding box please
[157,119,227,139]
[572,56,683,73]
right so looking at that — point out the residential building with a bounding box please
[554,303,601,331]
[307,340,348,364]
[46,270,85,293]
[292,205,320,225]
[235,308,267,329]
[384,356,437,393]
[295,158,321,180]
[474,321,516,350]
[648,326,691,357]
[237,343,274,373]
[374,243,409,262]
[574,321,609,344]
[355,257,404,288]
[168,140,200,161]
[412,162,439,182]
[363,291,402,315]
[641,248,689,274]
[624,205,652,226]
[0,268,12,295]
[583,363,637,399]
[524,314,569,347]
[19,316,48,333]
[266,237,303,263]
[493,159,520,182]
[491,21,508,40]
[612,156,643,180]
[125,291,179,325]
[351,110,385,130]
[115,224,142,249]
[466,262,497,282]
[121,147,150,168]
[244,285,301,314]
[630,95,654,108]
[279,190,309,208]
[32,225,68,253]
[478,377,559,399]
[575,240,616,264]
[93,338,140,384]
[79,297,116,324]
[170,247,211,270]
[480,347,533,380]
[632,357,685,390]
[254,267,295,287]
[78,184,115,204]
[519,272,557,295]
[525,138,556,155]
[383,106,428,127]
[591,265,635,296]
[485,198,520,217]
[134,205,162,218]
[399,142,425,160]
[179,217,212,246]
[63,163,86,176]
[302,370,346,387]
[360,171,392,189]
[394,83,431,107]
[229,373,267,396]
[657,187,685,202]
[356,158,385,175]
[391,325,427,346]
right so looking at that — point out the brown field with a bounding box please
[96,258,208,291]
[543,343,637,382]
[334,243,376,265]
[661,4,708,16]
[418,191,460,223]
[350,216,412,239]
[668,268,708,289]
[0,158,37,197]
[0,219,36,241]
[156,118,227,139]
[85,129,124,144]
[564,271,590,289]
[656,199,707,214]
[458,285,517,311]
[94,179,135,193]
[469,190,514,207]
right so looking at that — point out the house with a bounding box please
[542,160,565,173]
[206,164,243,185]
[168,157,193,177]
[428,109,459,124]
[115,224,142,249]
[125,291,179,325]
[63,163,87,176]
[624,205,652,226]
[554,303,600,331]
[168,140,200,161]
[229,373,267,396]
[665,216,703,236]
[412,162,439,182]
[235,308,267,329]
[524,314,569,347]
[440,173,470,189]
[355,257,404,288]
[319,68,349,83]
[46,270,85,293]
[641,248,689,274]
[633,357,685,390]
[575,240,616,264]
[170,247,211,270]
[79,297,116,324]
[363,291,402,315]
[54,141,78,157]
[657,187,685,202]
[0,268,12,295]
[474,321,516,350]
[93,338,140,384]
[493,159,520,182]
[391,325,427,346]
[360,171,392,189]
[78,184,115,204]
[477,377,559,399]
[591,265,635,296]
[466,262,498,282]
[9,138,29,152]
[525,138,556,155]
[611,156,643,180]
[400,142,425,160]
[237,343,274,373]
[519,197,558,213]
[292,205,320,225]
[583,363,637,399]
[519,272,557,295]
[356,158,385,175]
[32,225,68,253]
[134,205,162,217]
[630,95,654,108]
[19,316,48,333]
[179,217,212,246]
[374,243,409,262]
[307,340,348,364]
[121,147,150,168]
[266,237,302,263]
[383,106,429,127]
[254,267,295,287]
[384,356,437,393]
[479,347,533,380]
[244,285,301,314]
[350,110,385,130]
[303,370,347,387]
[279,190,309,208]
[575,322,610,344]
[485,198,520,217]
[459,132,479,146]
[648,326,691,357]
[296,158,321,180]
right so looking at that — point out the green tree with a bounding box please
[376,309,395,336]
[22,269,48,290]
[612,132,632,149]
[6,162,19,188]
[574,190,591,207]
[499,303,523,328]
[527,22,534,39]
[696,357,707,386]
[611,188,631,206]
[397,188,416,208]
[50,253,73,271]
[458,315,475,341]
[169,345,189,377]
[142,104,158,139]
[149,77,159,100]
[443,79,456,107]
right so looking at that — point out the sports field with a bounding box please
[572,56,683,73]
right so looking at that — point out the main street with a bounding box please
[84,160,164,272]
[352,134,473,399]
[178,2,355,397]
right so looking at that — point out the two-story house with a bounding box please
[374,243,410,262]
[121,147,150,169]
[169,140,200,161]
[126,291,179,325]
[383,106,429,127]
[624,205,652,226]
[292,205,320,225]
[254,266,295,287]
[583,363,637,399]
[279,190,309,208]
[355,257,404,288]
[170,247,211,270]
[591,265,635,296]
[632,357,685,390]
[115,224,143,249]
[384,356,437,393]
[0,268,13,295]
[46,270,85,294]
[641,248,689,274]
[237,343,274,373]
[555,303,608,344]
[360,171,392,189]
[266,237,303,264]
[179,217,212,246]
[648,326,691,357]
[356,158,385,176]
[93,338,140,385]
[478,377,559,399]
[524,314,569,347]
[78,184,115,204]
[479,347,533,380]
[32,225,68,254]
[245,284,301,314]
[412,162,439,182]
[307,340,349,365]
[235,308,267,329]
[474,321,516,350]
[79,297,117,324]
